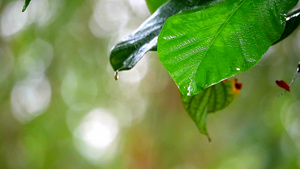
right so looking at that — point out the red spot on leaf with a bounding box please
[234,81,242,90]
[276,80,290,92]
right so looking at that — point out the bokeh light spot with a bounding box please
[1,1,28,37]
[11,76,52,123]
[74,108,119,163]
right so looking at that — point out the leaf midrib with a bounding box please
[191,0,247,90]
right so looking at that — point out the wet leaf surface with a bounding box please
[109,0,215,71]
[158,0,298,96]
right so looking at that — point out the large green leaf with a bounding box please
[109,0,215,71]
[145,0,169,14]
[182,79,242,139]
[158,0,298,97]
[22,0,31,12]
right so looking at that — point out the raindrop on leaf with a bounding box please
[114,71,119,81]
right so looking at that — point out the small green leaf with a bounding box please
[181,79,242,138]
[158,0,298,97]
[22,0,31,12]
[145,0,169,13]
[109,0,215,72]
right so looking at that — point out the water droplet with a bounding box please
[114,71,119,80]
[187,85,192,96]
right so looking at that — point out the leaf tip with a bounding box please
[22,0,30,12]
[22,2,30,12]
[207,135,212,143]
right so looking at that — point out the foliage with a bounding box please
[109,0,213,71]
[22,0,31,12]
[274,7,300,44]
[109,0,299,136]
[22,0,300,137]
[182,79,242,137]
[158,0,297,97]
[1,0,299,168]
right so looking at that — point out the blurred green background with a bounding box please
[1,0,300,168]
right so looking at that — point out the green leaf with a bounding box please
[109,0,215,72]
[145,0,169,14]
[274,7,300,44]
[158,0,298,97]
[181,79,242,138]
[22,0,31,12]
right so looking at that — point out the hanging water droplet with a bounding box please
[207,136,212,143]
[114,71,119,80]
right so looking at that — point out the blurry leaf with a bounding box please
[158,0,297,97]
[109,0,215,72]
[145,0,169,13]
[274,7,300,44]
[181,79,242,138]
[22,0,31,12]
[276,80,290,92]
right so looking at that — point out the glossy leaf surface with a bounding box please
[158,0,298,97]
[22,0,31,12]
[110,0,214,71]
[182,79,242,137]
[274,7,300,44]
